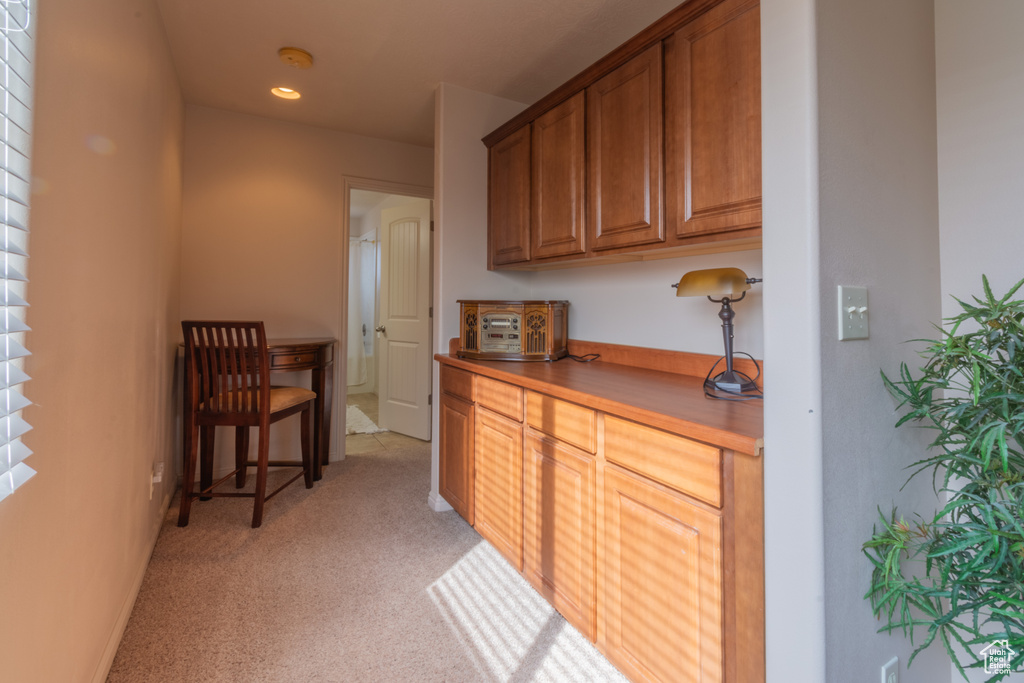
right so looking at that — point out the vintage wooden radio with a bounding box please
[457,300,569,361]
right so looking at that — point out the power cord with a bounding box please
[703,352,763,401]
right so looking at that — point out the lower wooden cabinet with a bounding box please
[435,354,763,683]
[473,405,524,570]
[523,429,597,640]
[438,392,474,524]
[602,464,724,683]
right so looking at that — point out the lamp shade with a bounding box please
[674,267,752,298]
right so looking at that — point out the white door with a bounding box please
[378,200,432,440]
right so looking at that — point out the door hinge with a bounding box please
[429,306,433,318]
[430,220,435,232]
[428,393,432,406]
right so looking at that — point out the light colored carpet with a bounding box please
[346,404,385,435]
[106,442,626,682]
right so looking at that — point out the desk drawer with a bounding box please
[270,351,318,370]
[603,415,722,507]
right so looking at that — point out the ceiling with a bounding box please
[155,0,683,148]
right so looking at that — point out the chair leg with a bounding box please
[234,426,249,488]
[178,422,200,527]
[251,425,270,528]
[301,405,313,489]
[199,425,215,501]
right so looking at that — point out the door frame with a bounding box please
[339,177,433,440]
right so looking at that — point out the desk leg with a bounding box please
[312,359,334,481]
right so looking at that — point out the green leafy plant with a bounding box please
[864,276,1024,681]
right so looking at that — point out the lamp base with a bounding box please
[704,370,759,395]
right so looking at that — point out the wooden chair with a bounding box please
[180,321,315,528]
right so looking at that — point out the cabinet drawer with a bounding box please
[527,391,597,453]
[603,415,721,507]
[440,365,474,401]
[476,375,523,421]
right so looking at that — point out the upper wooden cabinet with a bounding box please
[483,0,761,270]
[532,92,587,260]
[487,125,531,268]
[587,44,664,252]
[665,0,761,239]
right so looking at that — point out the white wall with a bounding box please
[936,2,1024,679]
[180,105,433,470]
[0,1,184,680]
[430,83,533,509]
[529,251,763,357]
[815,1,949,682]
[759,0,825,679]
[936,0,1024,312]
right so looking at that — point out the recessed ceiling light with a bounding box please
[271,87,301,100]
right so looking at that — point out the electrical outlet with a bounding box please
[838,285,870,340]
[882,656,898,683]
[149,463,165,501]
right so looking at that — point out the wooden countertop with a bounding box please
[435,339,764,456]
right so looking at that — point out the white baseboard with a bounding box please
[428,490,453,512]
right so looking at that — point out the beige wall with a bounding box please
[0,1,184,681]
[180,105,433,469]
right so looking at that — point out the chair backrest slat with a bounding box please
[182,321,270,417]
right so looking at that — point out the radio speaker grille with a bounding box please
[464,312,478,351]
[525,312,546,354]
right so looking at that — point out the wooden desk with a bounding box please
[266,338,337,481]
[182,337,336,482]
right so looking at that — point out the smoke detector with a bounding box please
[278,47,313,69]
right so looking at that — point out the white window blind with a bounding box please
[0,0,32,502]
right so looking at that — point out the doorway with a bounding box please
[342,178,433,453]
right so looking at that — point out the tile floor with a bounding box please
[344,392,427,455]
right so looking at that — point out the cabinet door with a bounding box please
[439,392,474,524]
[587,43,664,252]
[473,405,524,569]
[523,430,596,640]
[488,125,531,268]
[532,92,586,260]
[602,465,723,683]
[665,0,761,238]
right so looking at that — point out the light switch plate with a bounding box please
[881,656,898,683]
[838,286,869,340]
